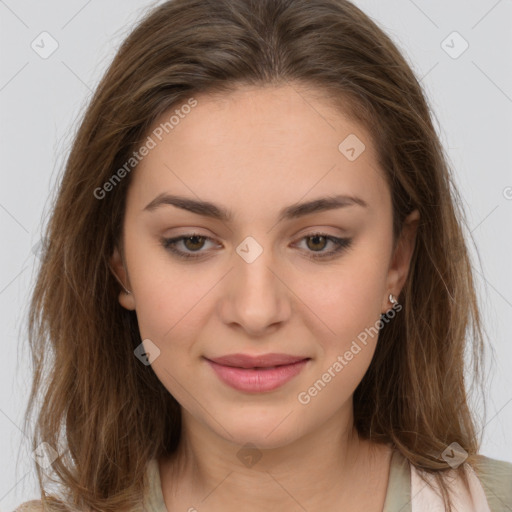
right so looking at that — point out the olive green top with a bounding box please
[15,450,512,511]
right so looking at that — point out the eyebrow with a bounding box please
[143,193,368,223]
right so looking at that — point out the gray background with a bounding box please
[1,0,511,509]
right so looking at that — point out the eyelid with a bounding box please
[160,231,353,261]
[161,232,218,252]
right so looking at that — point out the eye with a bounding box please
[160,232,353,261]
[294,233,353,260]
[161,234,217,260]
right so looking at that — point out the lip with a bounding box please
[204,353,311,393]
[207,353,309,368]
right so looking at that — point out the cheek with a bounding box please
[129,260,213,401]
[303,249,389,346]
[132,267,212,345]
[122,228,208,343]
[293,255,390,414]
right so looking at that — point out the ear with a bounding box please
[110,246,136,311]
[382,209,420,313]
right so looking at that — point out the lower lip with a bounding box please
[205,358,310,393]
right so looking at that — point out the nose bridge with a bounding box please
[222,234,289,333]
[234,234,279,296]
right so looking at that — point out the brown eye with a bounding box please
[182,235,207,251]
[295,233,353,261]
[305,235,329,252]
[161,234,217,260]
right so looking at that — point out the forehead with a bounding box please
[148,84,369,153]
[127,84,389,221]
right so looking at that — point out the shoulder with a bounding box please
[13,500,44,511]
[408,452,512,512]
[471,454,512,510]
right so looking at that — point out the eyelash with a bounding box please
[160,232,353,261]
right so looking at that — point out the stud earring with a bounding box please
[389,293,397,305]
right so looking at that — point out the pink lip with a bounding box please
[204,353,310,393]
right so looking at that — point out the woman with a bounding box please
[16,0,512,510]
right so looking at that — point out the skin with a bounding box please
[111,84,419,511]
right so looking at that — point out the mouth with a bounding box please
[205,353,310,369]
[203,354,311,393]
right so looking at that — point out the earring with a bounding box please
[389,293,397,305]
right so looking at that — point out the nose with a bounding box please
[217,240,291,337]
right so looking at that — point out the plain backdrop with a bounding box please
[1,0,511,509]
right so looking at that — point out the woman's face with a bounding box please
[111,84,418,449]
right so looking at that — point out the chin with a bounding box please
[216,412,305,450]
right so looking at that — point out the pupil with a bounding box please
[185,236,204,251]
[308,235,326,251]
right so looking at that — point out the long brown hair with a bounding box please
[21,0,487,510]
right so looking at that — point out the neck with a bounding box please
[159,406,391,511]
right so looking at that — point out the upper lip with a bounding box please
[206,353,310,369]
